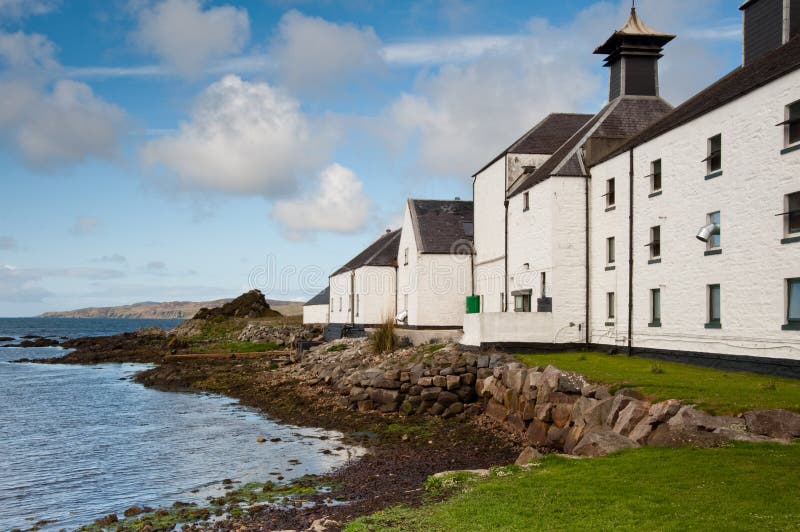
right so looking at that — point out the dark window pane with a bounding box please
[607,179,615,206]
[651,226,661,258]
[709,211,721,248]
[789,280,800,322]
[789,192,800,234]
[607,292,615,319]
[652,289,661,322]
[709,285,721,322]
[652,159,662,191]
[608,237,615,264]
[790,103,800,145]
[708,135,721,172]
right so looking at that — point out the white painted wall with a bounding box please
[303,304,329,325]
[473,157,506,313]
[462,312,555,346]
[328,266,396,325]
[590,69,800,360]
[506,176,587,344]
[397,201,473,328]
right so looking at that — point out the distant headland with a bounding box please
[39,298,303,319]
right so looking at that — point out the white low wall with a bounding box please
[462,312,555,346]
[303,304,329,325]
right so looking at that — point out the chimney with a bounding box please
[594,8,675,101]
[740,0,799,66]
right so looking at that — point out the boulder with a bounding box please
[461,373,476,386]
[433,375,447,388]
[551,403,574,429]
[429,402,446,416]
[534,403,553,423]
[546,424,569,448]
[526,420,550,447]
[507,411,527,433]
[557,372,587,394]
[443,402,464,418]
[612,400,650,436]
[647,423,730,448]
[485,399,509,423]
[309,517,340,532]
[743,410,800,440]
[572,430,639,457]
[437,391,460,407]
[477,355,490,368]
[368,388,401,405]
[713,427,786,443]
[514,446,543,466]
[504,366,528,394]
[420,387,442,402]
[582,383,612,400]
[667,406,743,432]
[446,374,461,391]
[605,394,634,428]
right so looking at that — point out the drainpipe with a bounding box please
[627,148,635,356]
[504,198,509,312]
[471,176,476,297]
[394,264,399,322]
[585,174,590,350]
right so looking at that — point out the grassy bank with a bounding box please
[347,442,800,531]
[515,352,800,416]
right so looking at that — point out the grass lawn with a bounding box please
[345,443,800,532]
[515,352,800,416]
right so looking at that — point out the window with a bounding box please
[785,100,800,146]
[787,192,800,235]
[514,294,531,312]
[540,271,548,298]
[607,237,615,265]
[523,191,530,211]
[501,292,505,312]
[606,178,616,208]
[707,284,721,327]
[707,211,721,249]
[403,247,409,266]
[650,288,661,327]
[607,292,615,321]
[649,226,661,259]
[651,159,662,192]
[339,297,342,312]
[788,279,800,326]
[706,134,722,173]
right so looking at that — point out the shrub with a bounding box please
[327,344,348,352]
[370,318,397,354]
[651,363,665,374]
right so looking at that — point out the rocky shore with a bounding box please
[18,290,800,531]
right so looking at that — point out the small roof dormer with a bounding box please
[594,7,675,101]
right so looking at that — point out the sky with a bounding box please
[0,0,743,316]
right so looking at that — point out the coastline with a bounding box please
[28,327,518,531]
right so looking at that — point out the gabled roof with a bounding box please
[472,113,593,177]
[595,35,800,166]
[331,229,401,277]
[304,286,330,307]
[407,199,474,254]
[507,96,672,197]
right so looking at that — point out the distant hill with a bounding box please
[39,298,303,319]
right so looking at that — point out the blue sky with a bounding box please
[0,0,742,316]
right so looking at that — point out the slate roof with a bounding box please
[331,229,401,277]
[304,286,330,307]
[408,199,474,254]
[595,35,800,165]
[473,113,593,177]
[507,96,673,197]
[594,8,675,57]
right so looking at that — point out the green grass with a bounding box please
[345,443,800,532]
[515,352,800,416]
[189,341,280,354]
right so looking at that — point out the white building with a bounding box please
[328,229,400,327]
[464,8,675,349]
[588,0,800,369]
[397,199,474,329]
[302,287,329,325]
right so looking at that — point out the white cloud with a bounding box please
[0,0,59,19]
[0,263,125,303]
[134,0,250,78]
[141,74,328,197]
[272,163,372,239]
[72,216,100,236]
[0,236,17,249]
[271,10,382,92]
[382,0,739,177]
[0,31,127,170]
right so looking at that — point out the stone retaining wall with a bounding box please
[290,340,800,456]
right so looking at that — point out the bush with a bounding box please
[370,318,397,354]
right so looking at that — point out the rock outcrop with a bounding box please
[193,289,281,320]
